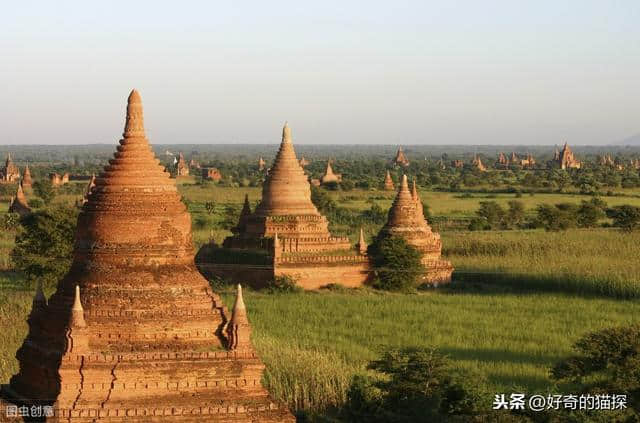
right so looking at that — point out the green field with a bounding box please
[1,185,639,419]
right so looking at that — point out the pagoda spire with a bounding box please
[357,227,367,254]
[69,285,86,329]
[123,89,145,138]
[226,284,252,351]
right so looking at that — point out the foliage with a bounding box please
[344,348,484,422]
[28,198,44,209]
[551,324,640,420]
[33,180,56,205]
[11,206,78,288]
[368,236,423,291]
[1,213,20,231]
[607,205,640,232]
[205,200,216,214]
[265,275,302,294]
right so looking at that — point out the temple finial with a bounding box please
[400,174,409,192]
[70,285,87,328]
[357,227,367,255]
[123,89,146,138]
[282,122,292,144]
[226,284,252,351]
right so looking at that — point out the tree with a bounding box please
[535,203,578,231]
[205,200,216,215]
[368,236,423,291]
[33,180,56,205]
[505,200,525,229]
[576,198,606,228]
[475,201,505,230]
[11,206,79,288]
[551,324,640,420]
[607,205,640,231]
[345,348,485,423]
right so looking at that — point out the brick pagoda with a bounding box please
[1,90,293,422]
[378,176,453,284]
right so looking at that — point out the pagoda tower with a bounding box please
[8,182,31,216]
[393,147,410,167]
[223,123,350,251]
[2,90,293,422]
[1,153,20,183]
[22,165,33,190]
[377,175,453,283]
[383,170,395,190]
[320,160,341,185]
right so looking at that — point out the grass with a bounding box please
[2,185,640,419]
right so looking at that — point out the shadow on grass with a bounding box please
[446,270,640,301]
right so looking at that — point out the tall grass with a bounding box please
[443,229,640,298]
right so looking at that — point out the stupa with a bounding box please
[22,165,33,190]
[496,152,508,167]
[554,142,581,169]
[199,123,367,289]
[8,182,31,216]
[175,152,189,176]
[1,153,20,183]
[383,170,395,190]
[1,90,293,422]
[377,176,453,284]
[393,147,410,167]
[320,160,342,185]
[471,154,486,171]
[298,156,309,167]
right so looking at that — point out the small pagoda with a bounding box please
[175,152,190,176]
[1,90,293,422]
[1,153,20,183]
[199,123,367,289]
[377,175,453,284]
[383,170,395,190]
[320,160,342,185]
[22,165,33,190]
[8,183,31,216]
[393,147,410,167]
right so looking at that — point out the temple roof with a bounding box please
[76,89,192,265]
[253,123,321,217]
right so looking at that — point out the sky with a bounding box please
[1,1,639,145]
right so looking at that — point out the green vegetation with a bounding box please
[367,236,424,292]
[11,206,78,288]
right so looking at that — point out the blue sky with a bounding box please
[1,1,639,145]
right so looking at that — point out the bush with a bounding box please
[368,236,423,292]
[266,275,302,294]
[33,180,56,205]
[607,205,640,231]
[28,198,44,209]
[344,348,484,422]
[475,201,505,230]
[1,213,20,231]
[551,324,640,420]
[11,206,79,288]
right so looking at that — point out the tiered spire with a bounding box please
[69,285,86,329]
[8,182,31,216]
[22,165,33,189]
[384,170,395,190]
[226,284,252,351]
[357,227,367,254]
[253,123,321,216]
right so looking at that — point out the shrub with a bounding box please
[33,180,56,205]
[11,206,79,288]
[607,205,640,231]
[1,213,20,231]
[551,324,640,420]
[368,236,423,292]
[344,348,484,423]
[475,201,505,230]
[266,275,302,294]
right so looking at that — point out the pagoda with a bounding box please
[258,157,266,171]
[175,152,189,176]
[8,183,31,216]
[555,142,581,169]
[1,90,293,422]
[1,153,20,183]
[223,123,350,250]
[383,170,395,190]
[377,176,453,284]
[496,152,508,167]
[22,165,33,190]
[320,160,342,185]
[393,147,410,167]
[198,123,367,289]
[472,154,487,171]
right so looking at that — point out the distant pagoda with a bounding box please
[320,160,342,185]
[471,154,487,171]
[1,153,20,183]
[223,123,350,250]
[8,182,31,216]
[22,165,33,190]
[378,176,453,284]
[554,142,581,169]
[383,170,395,190]
[175,152,189,176]
[1,90,293,422]
[393,147,410,167]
